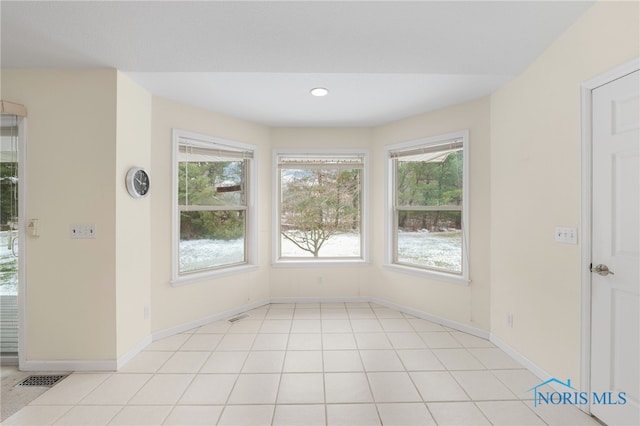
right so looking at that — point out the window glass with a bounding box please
[277,154,365,260]
[174,133,254,278]
[396,210,462,273]
[389,136,467,277]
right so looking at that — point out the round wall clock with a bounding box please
[126,167,150,198]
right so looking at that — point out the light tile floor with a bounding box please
[3,303,601,425]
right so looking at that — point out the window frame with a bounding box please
[385,130,470,284]
[272,149,369,267]
[171,129,258,286]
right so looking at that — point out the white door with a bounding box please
[590,70,640,426]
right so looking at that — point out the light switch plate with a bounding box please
[70,224,96,239]
[555,226,577,244]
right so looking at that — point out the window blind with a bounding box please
[178,137,253,162]
[278,155,365,170]
[390,139,462,163]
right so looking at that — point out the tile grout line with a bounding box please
[319,303,328,426]
[402,309,440,424]
[269,304,295,426]
[217,305,268,426]
[355,302,384,425]
[168,320,229,416]
[321,302,353,423]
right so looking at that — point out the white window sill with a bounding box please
[383,263,470,285]
[171,264,259,287]
[273,259,369,268]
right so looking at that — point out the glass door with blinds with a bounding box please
[0,114,22,362]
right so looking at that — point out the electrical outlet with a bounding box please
[507,312,514,328]
[555,227,577,244]
[144,305,150,320]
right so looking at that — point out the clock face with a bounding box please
[126,167,150,198]
[134,170,150,195]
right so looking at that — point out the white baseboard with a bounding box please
[369,297,490,339]
[117,335,152,370]
[269,296,368,305]
[489,333,558,388]
[20,359,117,372]
[151,298,270,342]
[489,334,593,415]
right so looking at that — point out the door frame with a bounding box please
[17,117,27,368]
[579,57,640,415]
[0,115,27,367]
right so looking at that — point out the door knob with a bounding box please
[591,264,615,276]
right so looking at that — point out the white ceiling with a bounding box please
[1,0,594,127]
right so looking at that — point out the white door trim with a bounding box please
[580,57,640,415]
[17,117,27,369]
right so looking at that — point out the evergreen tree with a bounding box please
[178,160,245,241]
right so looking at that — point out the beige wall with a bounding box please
[372,97,492,331]
[149,97,271,333]
[490,0,639,384]
[115,72,152,358]
[1,69,118,361]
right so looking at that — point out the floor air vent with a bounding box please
[227,314,249,323]
[17,375,67,387]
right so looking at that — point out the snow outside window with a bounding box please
[387,131,469,282]
[172,130,257,284]
[275,151,367,263]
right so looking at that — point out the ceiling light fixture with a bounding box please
[310,87,329,97]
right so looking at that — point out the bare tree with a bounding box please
[281,169,360,257]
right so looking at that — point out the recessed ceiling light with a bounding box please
[310,87,329,97]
